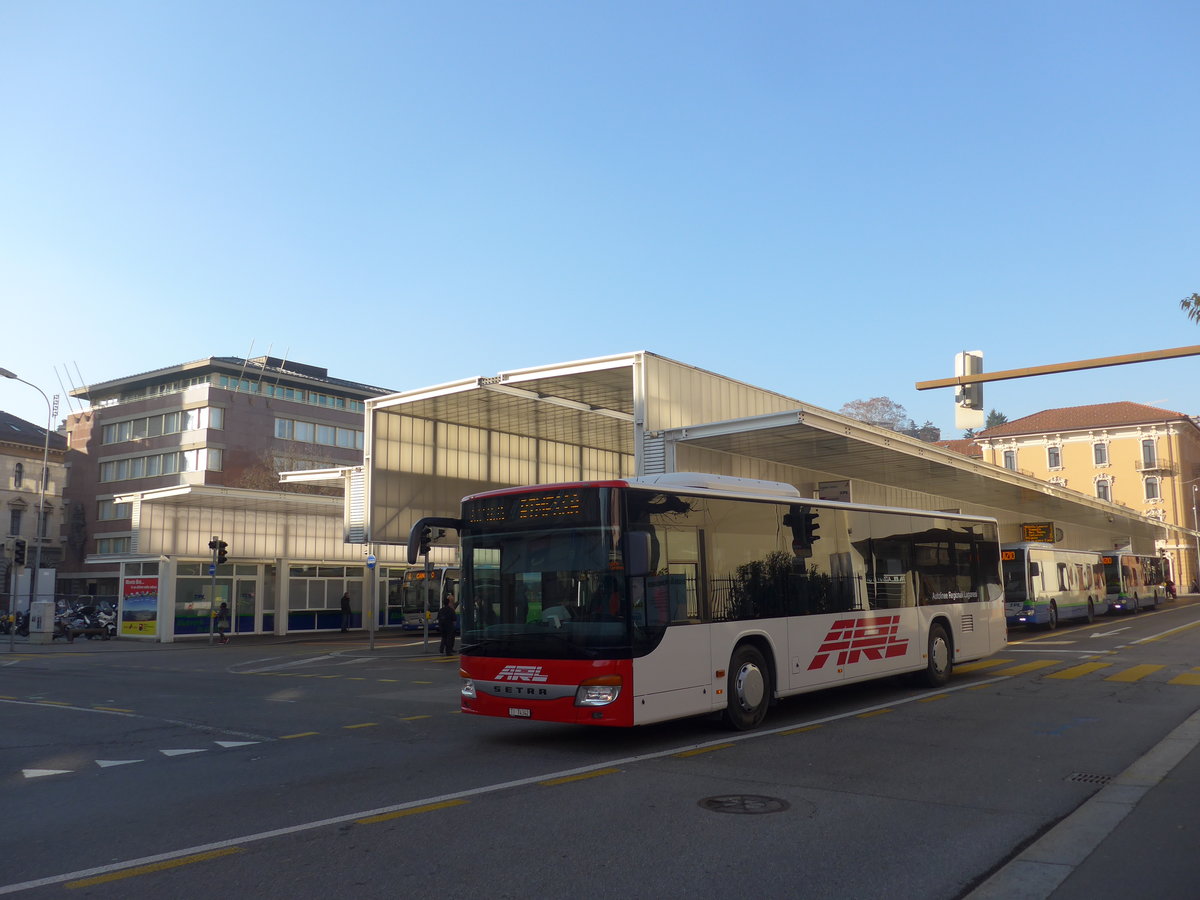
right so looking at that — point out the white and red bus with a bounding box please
[408,473,1006,730]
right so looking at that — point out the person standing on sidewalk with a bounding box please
[340,592,352,632]
[216,602,231,644]
[437,594,457,655]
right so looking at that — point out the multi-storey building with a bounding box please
[59,356,393,601]
[975,402,1200,589]
[1,410,67,611]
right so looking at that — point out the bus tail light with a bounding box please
[575,675,622,706]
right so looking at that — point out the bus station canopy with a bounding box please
[365,352,1174,552]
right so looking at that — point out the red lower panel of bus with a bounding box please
[461,656,635,727]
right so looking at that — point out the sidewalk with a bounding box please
[0,628,440,655]
[966,706,1200,899]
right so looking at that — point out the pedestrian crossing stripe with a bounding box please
[1105,664,1166,683]
[994,660,1062,676]
[1046,662,1112,679]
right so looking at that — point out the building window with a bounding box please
[9,509,21,535]
[13,463,22,488]
[102,406,225,445]
[1093,442,1108,465]
[96,536,131,555]
[99,448,223,483]
[1047,446,1062,469]
[275,417,364,451]
[98,499,132,520]
[1144,477,1161,501]
[1141,438,1157,467]
[1003,450,1017,471]
[1096,479,1111,502]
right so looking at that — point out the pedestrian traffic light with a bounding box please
[13,539,26,566]
[216,541,228,565]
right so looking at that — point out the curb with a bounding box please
[965,706,1200,899]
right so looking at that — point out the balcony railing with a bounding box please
[1135,459,1176,475]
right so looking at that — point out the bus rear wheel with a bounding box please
[1045,602,1058,630]
[922,624,952,688]
[723,645,770,731]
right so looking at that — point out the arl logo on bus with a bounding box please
[807,616,909,670]
[494,665,550,683]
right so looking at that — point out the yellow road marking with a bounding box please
[994,660,1062,676]
[66,848,242,888]
[343,722,378,730]
[93,706,134,713]
[779,723,825,735]
[357,799,467,824]
[1106,664,1166,683]
[919,694,949,703]
[400,715,432,721]
[857,709,892,719]
[280,732,319,739]
[1168,669,1200,686]
[955,658,1015,673]
[539,767,621,786]
[1046,662,1112,680]
[674,743,733,758]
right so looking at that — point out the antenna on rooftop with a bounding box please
[234,339,255,393]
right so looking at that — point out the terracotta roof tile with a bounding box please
[933,438,983,458]
[978,402,1194,438]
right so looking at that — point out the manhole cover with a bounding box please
[699,795,790,815]
[1067,772,1113,785]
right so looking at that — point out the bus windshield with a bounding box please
[459,485,671,660]
[460,524,651,660]
[1001,549,1028,601]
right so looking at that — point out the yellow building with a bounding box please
[976,402,1200,591]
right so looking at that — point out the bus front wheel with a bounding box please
[922,624,952,688]
[723,645,770,731]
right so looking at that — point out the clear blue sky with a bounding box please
[3,2,1197,438]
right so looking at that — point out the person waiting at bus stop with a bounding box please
[437,593,457,655]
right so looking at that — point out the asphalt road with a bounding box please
[3,601,1200,898]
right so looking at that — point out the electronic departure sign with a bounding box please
[1021,522,1056,543]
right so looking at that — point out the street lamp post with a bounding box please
[0,368,55,647]
[1193,484,1199,594]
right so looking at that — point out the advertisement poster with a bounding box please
[122,577,159,636]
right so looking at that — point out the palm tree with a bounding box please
[1180,293,1200,323]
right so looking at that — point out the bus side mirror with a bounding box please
[1029,562,1040,576]
[626,532,651,577]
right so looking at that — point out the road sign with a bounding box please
[208,564,216,575]
[366,554,376,569]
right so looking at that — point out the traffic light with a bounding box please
[418,526,432,556]
[216,541,228,565]
[13,539,26,567]
[784,507,821,557]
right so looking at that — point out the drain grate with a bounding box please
[698,795,790,815]
[1067,772,1113,785]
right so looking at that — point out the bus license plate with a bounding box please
[509,707,531,718]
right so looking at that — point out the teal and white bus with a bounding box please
[1002,543,1107,629]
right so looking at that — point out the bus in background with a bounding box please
[1001,544,1106,630]
[409,473,1006,730]
[1101,553,1167,614]
[399,567,460,631]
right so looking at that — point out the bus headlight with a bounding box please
[575,676,621,707]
